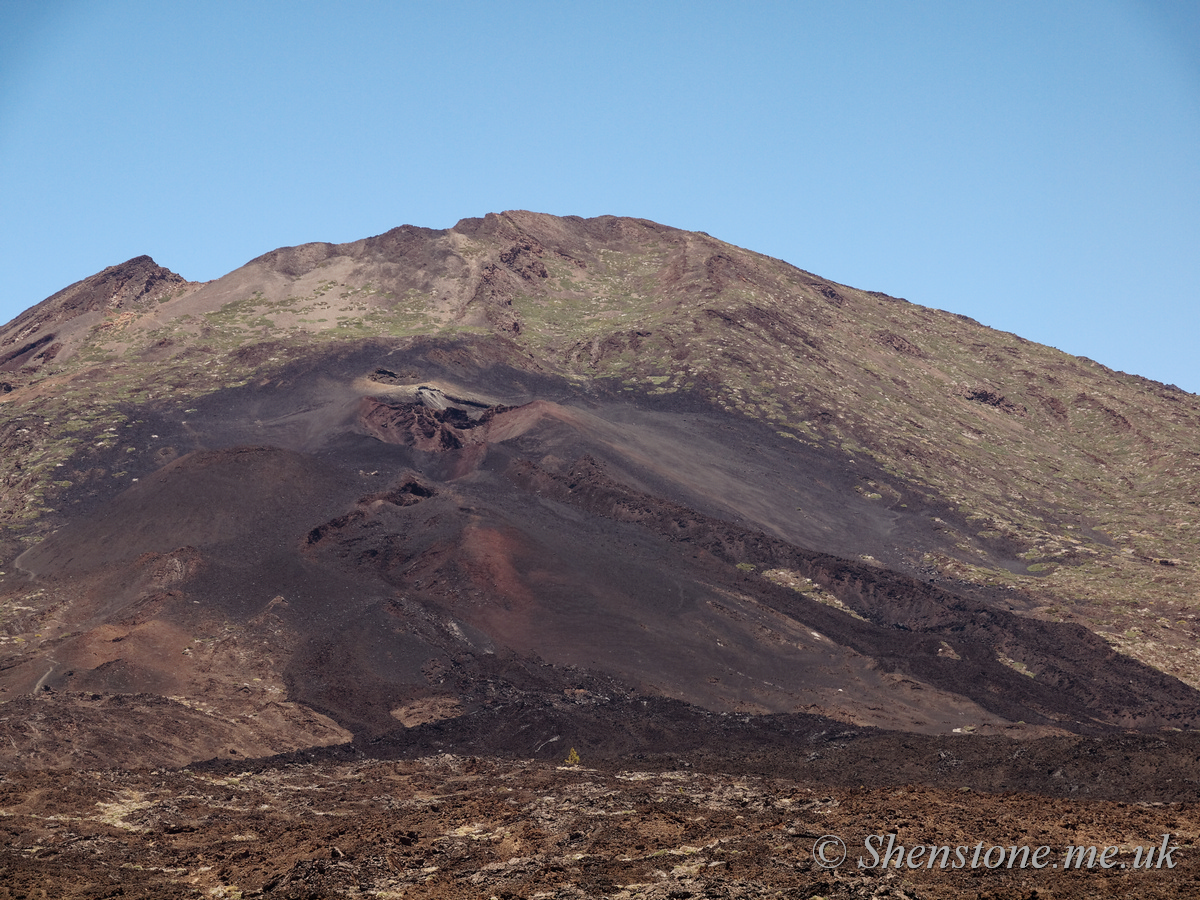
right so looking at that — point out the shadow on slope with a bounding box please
[3,339,1197,770]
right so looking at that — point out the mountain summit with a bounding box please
[1,211,1198,768]
[1,256,189,371]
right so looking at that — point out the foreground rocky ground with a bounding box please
[1,752,1196,899]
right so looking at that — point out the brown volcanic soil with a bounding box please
[3,213,1200,897]
[1,339,1197,771]
[1,752,1197,900]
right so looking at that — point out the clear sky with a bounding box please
[2,1,1197,390]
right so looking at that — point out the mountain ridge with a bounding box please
[1,211,1198,770]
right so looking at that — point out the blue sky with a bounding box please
[2,1,1197,390]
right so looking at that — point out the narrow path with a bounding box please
[32,658,56,694]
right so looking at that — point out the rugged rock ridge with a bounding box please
[1,256,191,372]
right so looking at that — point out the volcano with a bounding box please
[2,211,1199,771]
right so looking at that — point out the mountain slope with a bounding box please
[1,211,1198,767]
